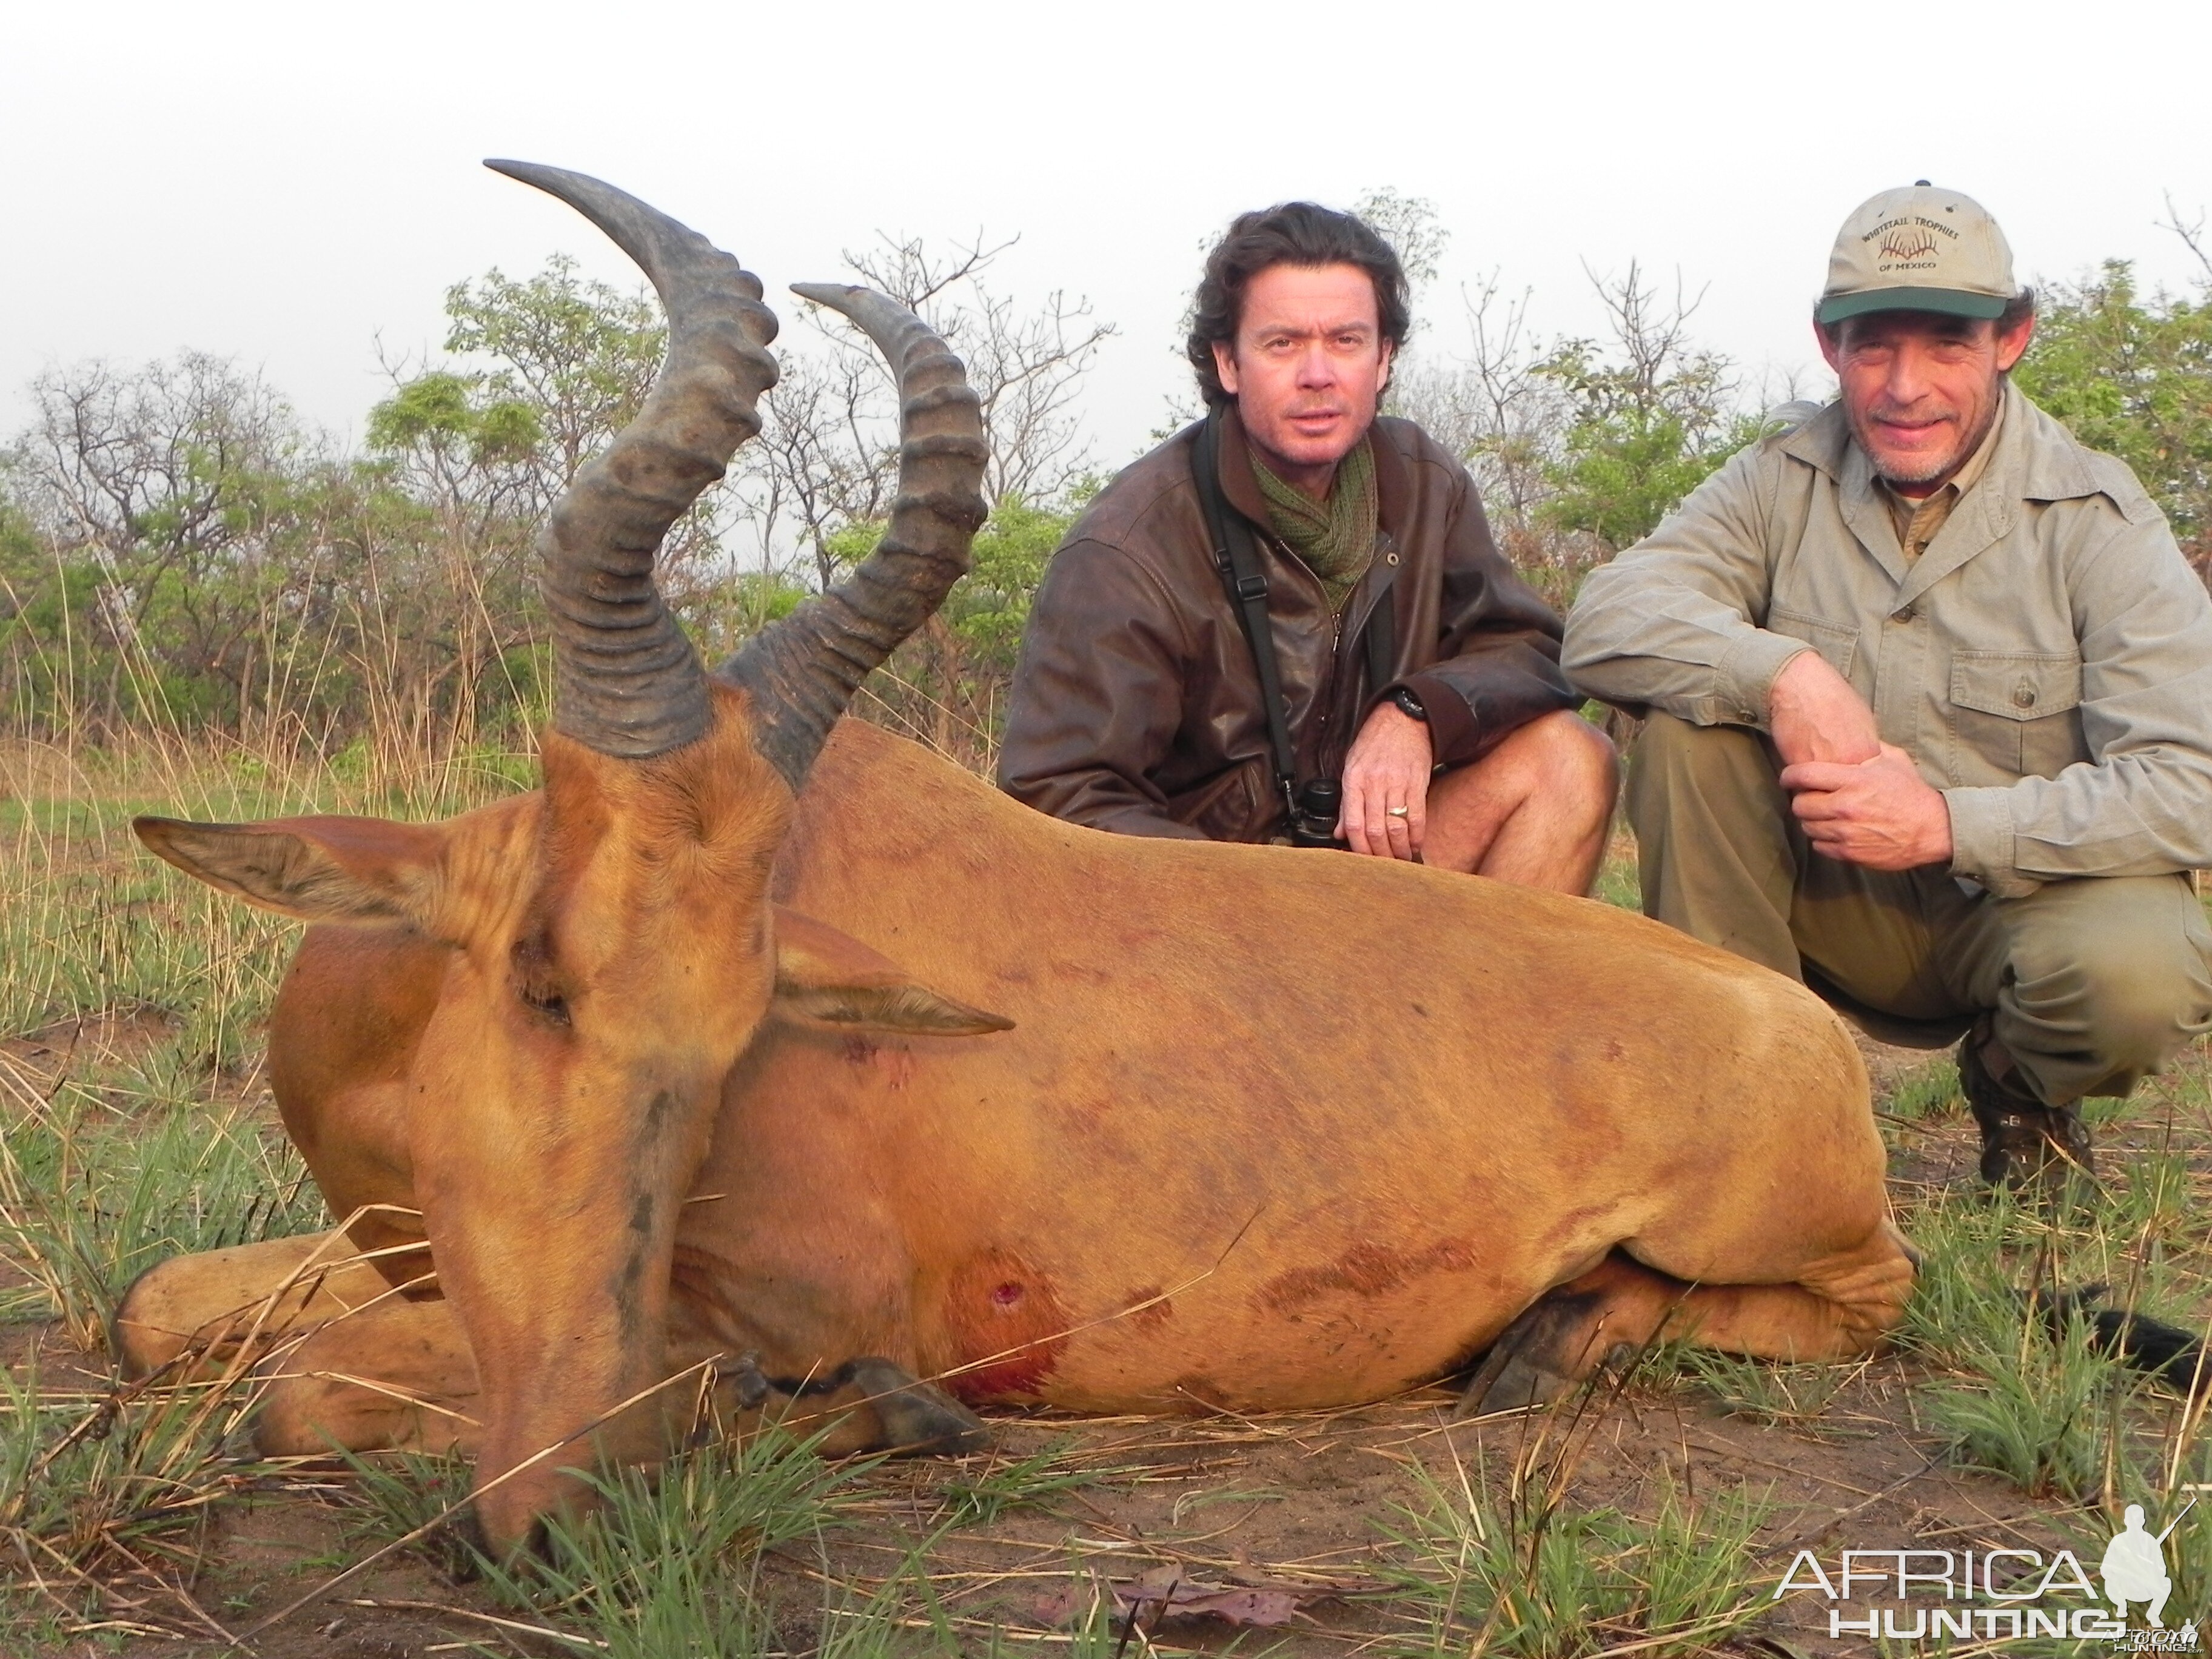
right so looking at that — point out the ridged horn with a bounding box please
[485,159,780,759]
[717,284,988,788]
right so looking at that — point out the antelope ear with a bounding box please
[771,907,1013,1037]
[133,815,447,929]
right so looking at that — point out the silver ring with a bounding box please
[1386,805,1410,819]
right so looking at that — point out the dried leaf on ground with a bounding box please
[1032,1564,1350,1629]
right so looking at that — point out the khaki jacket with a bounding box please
[999,409,1575,842]
[1562,384,2212,897]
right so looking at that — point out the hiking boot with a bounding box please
[1958,1024,2094,1193]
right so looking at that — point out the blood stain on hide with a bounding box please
[1259,1239,1476,1315]
[942,1249,1069,1405]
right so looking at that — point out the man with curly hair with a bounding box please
[1000,202,1616,890]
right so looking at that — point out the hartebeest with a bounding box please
[118,165,1917,1555]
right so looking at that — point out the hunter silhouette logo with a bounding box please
[1878,225,1939,264]
[2103,1500,2188,1630]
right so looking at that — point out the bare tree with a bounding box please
[1566,255,1734,431]
[15,355,313,721]
[1352,186,1450,292]
[1390,273,1570,531]
[840,232,1111,506]
[2161,193,2212,285]
[743,347,897,593]
[22,353,301,618]
[725,232,1113,592]
[1387,258,1751,614]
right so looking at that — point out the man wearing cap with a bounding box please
[1563,184,2212,1189]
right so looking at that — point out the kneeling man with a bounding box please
[1565,184,2212,1187]
[1000,202,1616,890]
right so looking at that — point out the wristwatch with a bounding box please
[1389,686,1428,723]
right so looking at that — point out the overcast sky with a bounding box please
[8,0,2210,474]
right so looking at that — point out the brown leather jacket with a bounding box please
[998,408,1577,841]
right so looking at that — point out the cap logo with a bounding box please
[1878,226,1937,263]
[1859,213,1957,276]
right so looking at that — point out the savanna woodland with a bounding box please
[3,189,2211,1657]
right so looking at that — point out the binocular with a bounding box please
[1287,779,1343,850]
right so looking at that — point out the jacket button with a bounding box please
[1891,605,1916,623]
[2013,681,2037,708]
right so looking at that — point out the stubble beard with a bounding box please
[1245,403,1375,492]
[1859,388,2002,491]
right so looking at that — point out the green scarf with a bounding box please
[1249,437,1378,614]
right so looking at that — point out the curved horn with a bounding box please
[718,284,988,788]
[485,160,780,759]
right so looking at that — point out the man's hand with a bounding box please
[1779,744,1954,870]
[1338,702,1433,860]
[1769,649,1880,768]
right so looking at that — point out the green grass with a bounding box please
[0,1078,325,1351]
[926,1436,1131,1528]
[1886,1056,1961,1121]
[329,1427,1042,1659]
[462,1429,873,1655]
[0,1348,281,1624]
[1919,1312,2139,1501]
[1894,1073,2212,1512]
[1,732,529,1055]
[1680,1346,1861,1432]
[1377,1453,1773,1657]
[1592,833,1641,911]
[337,1444,484,1581]
[1900,1185,2120,1501]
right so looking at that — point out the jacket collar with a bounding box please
[1217,402,1408,535]
[1779,383,2111,605]
[1780,382,2107,504]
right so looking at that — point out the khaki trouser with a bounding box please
[1626,712,2212,1105]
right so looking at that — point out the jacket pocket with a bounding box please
[1949,650,2086,780]
[1767,605,1860,680]
[1172,759,1272,843]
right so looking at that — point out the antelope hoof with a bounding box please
[1454,1287,1615,1418]
[1457,1346,1574,1417]
[850,1358,991,1455]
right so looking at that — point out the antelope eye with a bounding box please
[520,983,571,1027]
[510,930,571,1027]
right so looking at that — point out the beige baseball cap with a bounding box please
[1817,183,2018,325]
